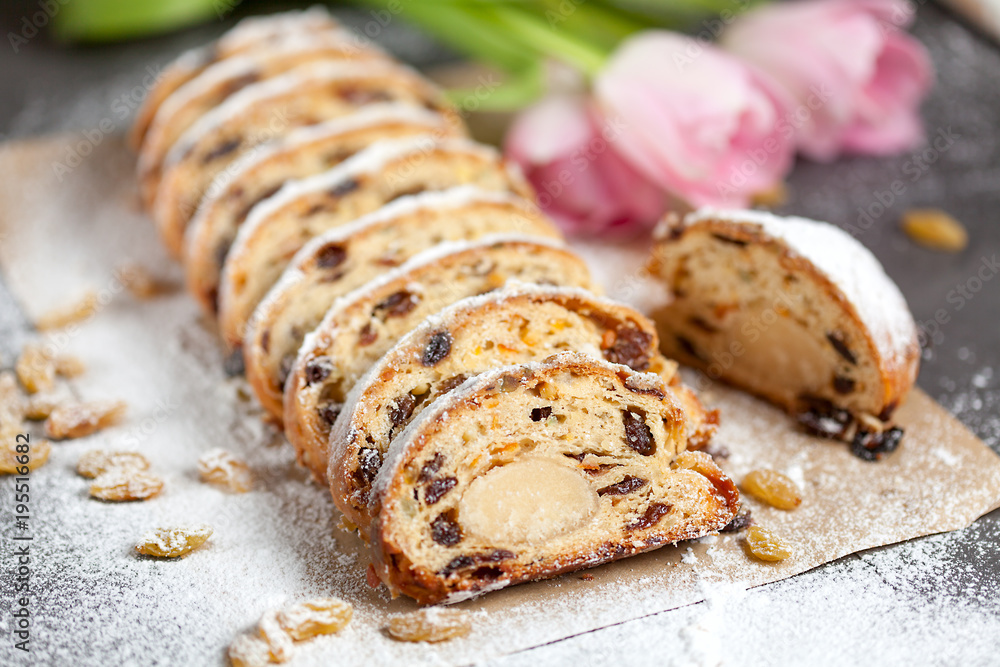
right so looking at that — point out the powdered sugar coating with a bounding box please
[158,59,436,172]
[224,137,508,276]
[246,186,543,338]
[185,103,452,252]
[683,207,918,371]
[145,32,384,160]
[216,7,342,53]
[293,234,570,376]
[329,280,655,464]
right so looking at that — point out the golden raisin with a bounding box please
[901,208,968,252]
[45,400,127,439]
[385,609,471,643]
[77,450,150,478]
[118,263,172,299]
[54,354,86,378]
[16,343,56,394]
[258,610,294,663]
[135,525,212,558]
[24,395,58,421]
[35,290,98,330]
[750,181,789,209]
[277,598,353,641]
[744,526,793,562]
[197,448,253,493]
[742,469,802,510]
[0,438,51,475]
[228,634,273,667]
[90,469,163,502]
[0,371,25,420]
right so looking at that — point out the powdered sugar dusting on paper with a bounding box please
[0,137,998,667]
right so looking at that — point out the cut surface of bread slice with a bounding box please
[328,282,699,528]
[368,352,740,604]
[217,137,533,350]
[244,188,561,419]
[283,238,597,481]
[151,60,459,256]
[649,208,920,460]
[184,105,461,317]
[137,37,389,209]
[130,7,345,150]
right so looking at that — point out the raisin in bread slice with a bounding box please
[649,208,920,459]
[217,137,533,350]
[130,7,346,150]
[184,105,462,317]
[137,37,389,210]
[283,238,597,480]
[368,352,740,604]
[151,61,460,257]
[330,282,720,528]
[245,188,561,419]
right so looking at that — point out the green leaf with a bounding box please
[52,0,236,43]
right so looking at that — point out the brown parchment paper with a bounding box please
[1,135,999,666]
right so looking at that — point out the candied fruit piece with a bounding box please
[744,526,792,562]
[742,469,802,510]
[54,355,86,378]
[277,598,353,641]
[16,343,56,394]
[901,208,968,252]
[228,633,273,667]
[77,450,150,478]
[385,609,471,643]
[198,448,253,493]
[258,610,294,663]
[45,400,126,439]
[90,469,163,501]
[0,438,51,475]
[35,291,98,330]
[135,525,212,558]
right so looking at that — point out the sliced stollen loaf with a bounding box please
[217,137,533,350]
[184,104,462,316]
[151,60,460,256]
[283,237,597,480]
[368,352,740,605]
[648,208,920,460]
[244,188,561,419]
[137,37,389,209]
[329,282,720,529]
[130,7,345,150]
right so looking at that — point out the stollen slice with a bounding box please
[368,352,740,604]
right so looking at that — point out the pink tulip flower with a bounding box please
[504,94,667,236]
[594,31,795,208]
[721,0,932,161]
